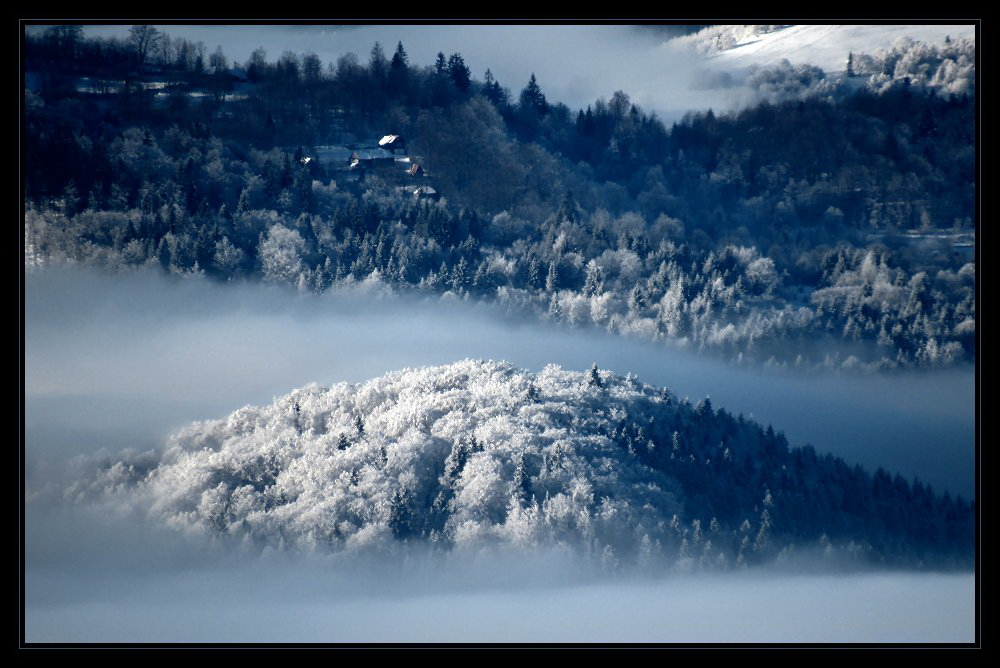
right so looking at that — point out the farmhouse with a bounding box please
[349,148,395,169]
[378,134,406,154]
[410,185,439,200]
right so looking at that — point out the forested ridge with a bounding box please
[73,360,974,568]
[23,26,976,369]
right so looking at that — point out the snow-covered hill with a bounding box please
[667,24,976,104]
[70,359,973,568]
[675,24,974,72]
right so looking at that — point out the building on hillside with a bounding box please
[349,148,395,169]
[410,185,439,200]
[378,134,406,154]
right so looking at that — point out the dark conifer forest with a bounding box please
[24,26,976,370]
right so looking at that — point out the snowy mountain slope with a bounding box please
[69,360,973,567]
[678,24,975,72]
[664,23,976,105]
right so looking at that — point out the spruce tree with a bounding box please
[447,53,471,94]
[588,363,603,388]
[390,41,408,70]
[519,73,548,115]
[388,41,409,97]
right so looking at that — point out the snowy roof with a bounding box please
[379,134,402,146]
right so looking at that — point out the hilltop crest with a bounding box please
[72,359,973,568]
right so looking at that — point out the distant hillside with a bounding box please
[23,25,975,370]
[674,24,973,70]
[72,360,973,568]
[671,24,975,100]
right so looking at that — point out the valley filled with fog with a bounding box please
[26,529,974,643]
[24,267,975,643]
[25,267,974,497]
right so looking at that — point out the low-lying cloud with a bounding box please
[26,502,974,643]
[23,267,977,644]
[25,267,974,497]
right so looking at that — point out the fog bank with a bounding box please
[25,267,975,497]
[23,267,977,644]
[25,506,973,644]
[26,566,974,643]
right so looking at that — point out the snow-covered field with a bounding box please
[675,24,975,72]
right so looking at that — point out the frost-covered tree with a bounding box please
[259,224,306,285]
[71,360,971,567]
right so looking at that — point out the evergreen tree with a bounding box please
[447,53,471,94]
[588,363,603,388]
[369,42,387,84]
[511,452,530,506]
[390,41,408,70]
[431,52,451,107]
[483,68,508,108]
[526,382,539,403]
[583,262,604,296]
[388,41,409,97]
[389,489,413,539]
[519,73,548,115]
[545,261,559,292]
[516,73,549,139]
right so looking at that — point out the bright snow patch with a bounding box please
[677,24,975,72]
